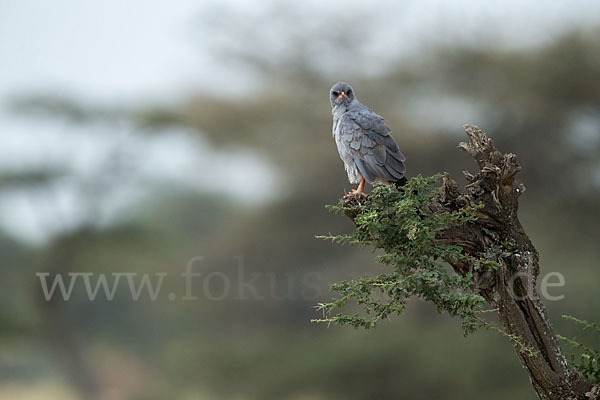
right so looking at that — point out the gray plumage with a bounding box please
[330,82,406,185]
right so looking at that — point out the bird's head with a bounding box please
[330,82,355,108]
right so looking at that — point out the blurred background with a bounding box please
[1,0,599,399]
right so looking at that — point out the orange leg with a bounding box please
[344,176,367,198]
[357,177,365,193]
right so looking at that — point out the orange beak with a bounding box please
[337,91,348,100]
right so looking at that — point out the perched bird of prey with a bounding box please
[330,82,406,197]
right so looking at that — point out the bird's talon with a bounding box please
[343,189,367,199]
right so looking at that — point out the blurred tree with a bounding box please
[3,6,600,398]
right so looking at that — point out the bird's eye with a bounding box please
[346,90,352,96]
[332,91,339,97]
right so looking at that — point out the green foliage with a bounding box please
[315,175,495,335]
[558,315,600,384]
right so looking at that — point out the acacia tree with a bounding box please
[316,125,597,400]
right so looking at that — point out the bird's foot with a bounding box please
[343,189,368,199]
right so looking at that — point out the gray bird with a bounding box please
[330,82,406,197]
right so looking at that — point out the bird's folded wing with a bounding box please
[340,111,406,183]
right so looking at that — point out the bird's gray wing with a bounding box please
[340,110,406,183]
